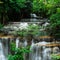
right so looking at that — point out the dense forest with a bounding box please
[0,0,60,21]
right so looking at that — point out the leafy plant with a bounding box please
[16,24,41,38]
[47,13,60,38]
[46,4,56,17]
[8,42,30,60]
[51,54,60,60]
[32,0,47,18]
[0,0,32,22]
[57,8,60,13]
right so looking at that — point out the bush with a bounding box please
[48,13,60,38]
[51,54,60,60]
[8,42,30,60]
[46,4,56,17]
[57,8,60,13]
[32,0,47,18]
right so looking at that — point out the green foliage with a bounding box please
[16,24,41,37]
[51,54,60,60]
[8,42,30,60]
[33,0,47,17]
[10,42,16,52]
[57,8,60,13]
[46,4,56,17]
[1,0,60,20]
[1,0,32,22]
[27,24,40,36]
[47,13,60,38]
[0,23,3,29]
[32,0,60,18]
[17,29,28,37]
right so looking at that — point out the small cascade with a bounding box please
[30,39,35,48]
[16,38,19,48]
[0,40,6,60]
[30,13,37,18]
[43,48,52,60]
[35,45,41,60]
[29,39,35,60]
[35,41,48,60]
[23,40,27,47]
[29,41,53,60]
[30,13,38,22]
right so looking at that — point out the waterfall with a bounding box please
[16,38,19,48]
[29,39,35,60]
[43,48,52,60]
[35,45,41,60]
[29,41,53,60]
[0,40,6,60]
[30,14,37,18]
[23,40,27,47]
[30,13,38,22]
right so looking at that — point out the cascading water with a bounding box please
[0,40,6,60]
[29,39,35,60]
[42,48,52,60]
[23,40,27,47]
[29,41,53,60]
[35,41,48,60]
[35,44,41,60]
[30,13,37,22]
[16,38,19,48]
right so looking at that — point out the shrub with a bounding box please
[47,13,60,38]
[51,54,60,60]
[57,8,60,13]
[8,42,30,60]
[32,0,47,18]
[46,4,56,17]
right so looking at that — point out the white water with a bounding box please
[30,13,37,18]
[0,41,6,60]
[30,13,37,22]
[16,38,19,48]
[23,40,27,47]
[29,39,35,60]
[43,48,51,60]
[29,41,52,60]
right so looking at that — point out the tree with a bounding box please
[32,0,47,17]
[0,0,32,23]
[47,13,60,38]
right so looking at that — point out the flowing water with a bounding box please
[29,39,35,60]
[0,40,6,60]
[1,22,60,60]
[29,40,60,60]
[16,38,19,48]
[0,38,60,60]
[23,39,27,47]
[42,48,51,60]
